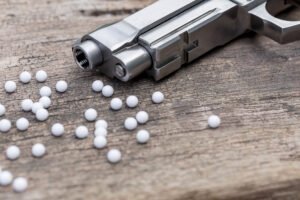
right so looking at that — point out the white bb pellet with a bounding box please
[75,126,89,139]
[6,145,20,160]
[56,80,68,93]
[208,115,221,129]
[19,71,32,84]
[94,127,107,137]
[92,80,104,92]
[4,81,17,93]
[126,95,139,108]
[95,120,108,129]
[31,102,43,114]
[84,108,97,122]
[152,91,164,104]
[124,117,138,131]
[51,123,64,137]
[0,119,12,133]
[39,86,52,97]
[16,118,29,131]
[35,70,47,82]
[39,96,51,108]
[21,99,33,112]
[102,85,114,97]
[36,108,49,121]
[136,111,149,124]
[0,104,6,116]
[12,177,28,193]
[136,130,150,144]
[107,149,122,164]
[110,98,123,110]
[0,170,13,186]
[93,136,107,149]
[32,143,46,158]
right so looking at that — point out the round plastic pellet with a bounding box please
[36,108,49,121]
[0,119,12,133]
[84,108,97,122]
[56,80,68,93]
[136,111,149,124]
[93,136,107,149]
[126,95,139,108]
[152,91,164,104]
[16,118,29,131]
[35,70,47,82]
[107,149,122,164]
[39,96,51,109]
[102,85,114,97]
[124,117,138,131]
[208,115,221,129]
[12,177,28,193]
[0,104,6,116]
[6,145,20,160]
[75,126,89,139]
[21,99,33,112]
[19,71,32,84]
[4,81,17,93]
[39,86,52,97]
[32,143,46,158]
[0,170,13,186]
[136,130,150,144]
[51,123,64,137]
[31,102,43,114]
[110,98,123,110]
[92,80,104,92]
[95,120,108,129]
[94,127,107,137]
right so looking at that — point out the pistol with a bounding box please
[72,0,300,82]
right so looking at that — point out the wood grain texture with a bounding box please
[0,0,300,199]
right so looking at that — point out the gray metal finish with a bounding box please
[72,0,300,82]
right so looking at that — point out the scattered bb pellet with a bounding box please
[56,80,68,93]
[12,177,28,193]
[92,80,104,92]
[208,115,221,129]
[39,86,52,97]
[36,108,49,121]
[0,119,12,133]
[16,118,29,131]
[124,117,138,131]
[51,123,64,137]
[0,170,13,186]
[94,127,107,137]
[102,85,114,97]
[21,99,33,112]
[136,111,149,124]
[75,126,89,139]
[39,96,51,109]
[107,149,122,164]
[31,102,43,114]
[84,108,98,122]
[19,71,32,84]
[6,145,20,160]
[110,98,123,111]
[4,81,17,93]
[32,143,46,158]
[0,104,6,116]
[95,120,108,129]
[93,135,107,149]
[136,130,150,144]
[126,95,139,108]
[152,91,164,104]
[35,70,47,82]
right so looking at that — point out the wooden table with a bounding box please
[0,0,300,199]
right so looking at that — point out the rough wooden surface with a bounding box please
[0,0,300,199]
